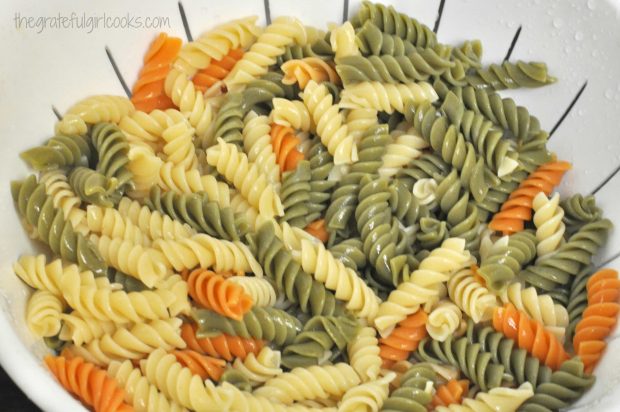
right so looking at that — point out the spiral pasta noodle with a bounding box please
[45,355,132,412]
[304,219,329,243]
[448,267,499,323]
[378,127,427,178]
[340,81,437,115]
[55,95,135,136]
[561,193,602,234]
[39,169,87,231]
[379,310,428,368]
[493,303,569,370]
[350,1,437,48]
[107,359,187,412]
[20,133,92,171]
[227,276,277,308]
[281,57,340,89]
[337,373,393,412]
[435,382,534,412]
[426,300,464,341]
[180,323,263,362]
[347,326,382,382]
[11,176,108,277]
[572,268,620,373]
[432,379,469,408]
[86,204,151,246]
[382,363,435,411]
[185,269,253,320]
[171,350,226,381]
[253,363,360,405]
[466,61,556,91]
[242,112,280,184]
[117,196,195,241]
[270,124,305,173]
[26,290,65,338]
[230,346,282,387]
[193,48,244,92]
[532,192,566,259]
[65,318,185,366]
[488,161,571,235]
[206,138,283,218]
[374,237,472,336]
[302,80,357,165]
[59,312,119,346]
[131,32,181,112]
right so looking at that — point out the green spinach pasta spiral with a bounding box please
[466,60,556,91]
[381,363,436,412]
[434,169,481,251]
[250,222,344,316]
[276,37,333,66]
[193,306,302,347]
[467,321,553,388]
[519,219,612,304]
[518,358,594,412]
[279,161,321,228]
[397,153,450,187]
[145,186,247,241]
[356,175,415,287]
[242,72,300,115]
[306,137,337,215]
[90,122,132,190]
[68,166,121,208]
[20,133,93,171]
[415,335,507,391]
[336,52,453,86]
[329,238,367,270]
[325,124,391,239]
[350,0,437,48]
[416,217,449,250]
[106,269,149,292]
[441,91,519,176]
[404,101,494,203]
[281,315,359,369]
[434,80,544,143]
[565,267,593,342]
[478,230,537,293]
[475,171,526,220]
[355,21,416,56]
[11,175,107,277]
[207,92,245,149]
[561,194,602,235]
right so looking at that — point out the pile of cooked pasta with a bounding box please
[11,1,618,411]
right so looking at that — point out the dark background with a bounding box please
[0,367,41,411]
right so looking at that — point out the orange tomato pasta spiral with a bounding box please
[171,349,226,381]
[45,355,133,412]
[488,161,571,235]
[305,219,329,243]
[493,302,569,370]
[281,57,340,89]
[379,310,428,369]
[573,268,620,373]
[193,48,244,92]
[180,323,264,361]
[186,269,253,321]
[131,33,182,113]
[432,379,470,408]
[270,124,305,174]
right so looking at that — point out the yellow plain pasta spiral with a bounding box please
[374,238,472,337]
[225,16,309,90]
[435,382,534,412]
[119,108,186,151]
[344,108,378,141]
[86,204,151,246]
[337,372,394,412]
[303,80,358,165]
[157,162,232,207]
[161,119,197,170]
[40,170,87,233]
[55,95,134,136]
[140,348,234,411]
[228,276,277,307]
[270,98,314,132]
[425,300,464,341]
[347,326,382,382]
[117,197,195,241]
[242,112,281,185]
[330,22,360,59]
[107,359,187,412]
[26,290,65,338]
[532,192,566,259]
[206,138,284,218]
[127,145,164,198]
[59,312,119,346]
[89,234,170,287]
[152,233,262,275]
[378,127,428,178]
[339,81,438,114]
[66,318,185,366]
[231,346,283,386]
[253,363,361,405]
[448,268,499,323]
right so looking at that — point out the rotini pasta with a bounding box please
[193,48,244,92]
[532,192,566,259]
[227,276,277,308]
[55,95,135,136]
[185,269,253,320]
[26,290,65,338]
[270,124,305,173]
[230,346,282,387]
[426,300,464,341]
[281,57,340,89]
[379,310,427,368]
[435,382,534,412]
[242,112,281,183]
[448,267,499,323]
[171,350,226,381]
[339,81,437,114]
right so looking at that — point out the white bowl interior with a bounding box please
[1,0,620,410]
